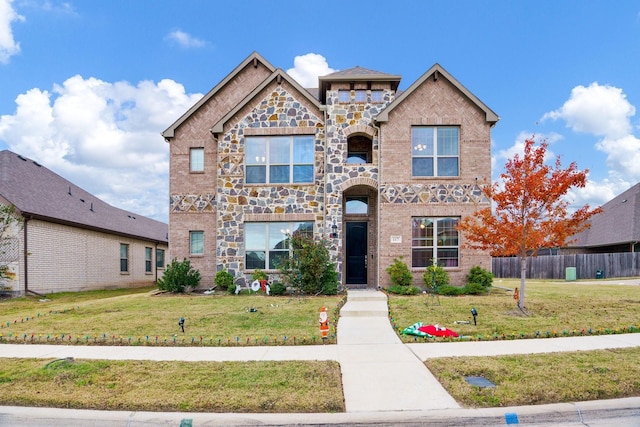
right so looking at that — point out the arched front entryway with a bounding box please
[342,184,378,289]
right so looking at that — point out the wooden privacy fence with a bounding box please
[492,252,640,280]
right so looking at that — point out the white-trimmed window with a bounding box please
[246,136,314,184]
[245,222,313,270]
[411,127,459,177]
[190,231,204,255]
[371,90,383,103]
[411,217,459,268]
[120,243,129,273]
[190,147,204,172]
[145,247,153,273]
[338,90,350,103]
[156,249,165,269]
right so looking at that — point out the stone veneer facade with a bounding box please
[164,53,498,289]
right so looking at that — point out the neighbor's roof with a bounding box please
[570,183,640,248]
[0,150,167,243]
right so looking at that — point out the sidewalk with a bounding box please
[1,289,639,425]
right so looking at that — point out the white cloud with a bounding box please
[0,76,203,221]
[492,131,559,172]
[286,53,336,88]
[0,0,24,64]
[165,30,207,49]
[541,82,639,211]
[542,83,635,139]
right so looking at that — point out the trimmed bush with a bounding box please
[157,258,201,293]
[269,282,287,295]
[423,264,450,289]
[436,285,464,296]
[386,257,413,287]
[464,282,489,295]
[387,285,420,295]
[466,265,493,288]
[214,270,234,290]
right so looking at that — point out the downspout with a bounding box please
[23,215,29,295]
[372,119,381,289]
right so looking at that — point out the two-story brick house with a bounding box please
[163,52,498,289]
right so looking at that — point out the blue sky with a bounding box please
[1,0,639,223]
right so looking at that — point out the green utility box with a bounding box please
[565,267,576,281]
[596,269,604,279]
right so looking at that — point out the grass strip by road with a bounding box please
[0,358,344,413]
[389,279,640,342]
[426,347,640,407]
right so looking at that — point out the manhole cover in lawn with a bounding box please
[465,376,496,388]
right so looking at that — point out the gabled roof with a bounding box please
[569,183,640,248]
[318,66,401,104]
[0,150,167,243]
[375,63,499,124]
[162,51,276,139]
[210,68,323,134]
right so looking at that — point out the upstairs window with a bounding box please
[411,127,459,177]
[338,90,350,103]
[354,90,366,103]
[246,136,314,184]
[190,148,204,172]
[371,90,383,103]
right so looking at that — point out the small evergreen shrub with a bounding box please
[423,264,450,289]
[466,265,494,288]
[269,282,287,295]
[386,257,413,287]
[387,285,420,295]
[436,284,464,296]
[463,282,489,295]
[157,258,201,293]
[214,270,234,290]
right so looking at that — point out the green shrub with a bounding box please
[157,258,201,293]
[423,264,450,289]
[277,234,339,295]
[436,284,464,296]
[464,282,489,295]
[386,257,413,287]
[214,270,234,290]
[466,265,493,288]
[387,285,420,295]
[269,282,287,295]
[251,269,268,282]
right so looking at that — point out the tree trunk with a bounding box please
[519,256,526,310]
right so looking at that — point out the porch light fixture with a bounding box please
[330,222,338,239]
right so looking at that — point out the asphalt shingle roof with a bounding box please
[0,150,167,243]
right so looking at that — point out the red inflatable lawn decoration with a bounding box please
[418,324,459,338]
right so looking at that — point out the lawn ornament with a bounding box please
[319,306,329,340]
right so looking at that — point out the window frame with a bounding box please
[411,126,460,177]
[120,243,129,273]
[156,248,165,269]
[245,135,314,184]
[411,217,460,268]
[145,247,153,273]
[190,147,204,173]
[189,231,204,256]
[245,221,314,270]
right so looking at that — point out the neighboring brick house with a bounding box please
[563,183,640,254]
[0,150,168,295]
[163,52,498,289]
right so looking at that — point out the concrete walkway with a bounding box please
[1,289,640,422]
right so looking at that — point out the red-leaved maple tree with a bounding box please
[457,138,602,310]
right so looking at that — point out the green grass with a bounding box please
[0,288,344,345]
[426,347,640,407]
[389,279,640,341]
[0,358,344,412]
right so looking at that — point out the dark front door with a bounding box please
[346,222,367,284]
